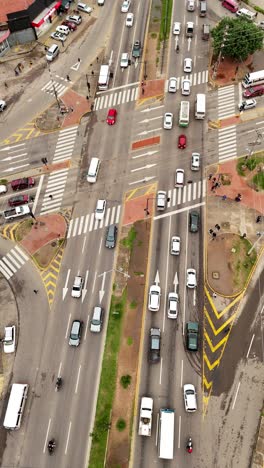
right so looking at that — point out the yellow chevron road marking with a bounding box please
[203,353,220,371]
[204,330,228,352]
[205,287,244,319]
[204,308,236,335]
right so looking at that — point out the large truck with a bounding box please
[138,397,153,436]
[4,205,30,220]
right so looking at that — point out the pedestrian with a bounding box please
[209,229,214,234]
[142,87,145,95]
[208,174,213,180]
[66,74,70,81]
[222,195,227,201]
[242,233,246,238]
[212,177,216,183]
[70,106,73,112]
[215,224,220,230]
[211,185,215,191]
[213,232,217,238]
[187,180,192,184]
[215,182,220,188]
[4,82,8,89]
[256,215,261,223]
[91,104,94,111]
[33,289,38,294]
[91,70,94,75]
[96,57,99,63]
[86,95,89,100]
[141,80,144,87]
[49,194,53,200]
[224,326,230,333]
[212,292,217,298]
[78,58,81,62]
[235,196,241,202]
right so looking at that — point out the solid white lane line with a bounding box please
[232,382,241,410]
[75,365,81,394]
[32,174,44,214]
[43,418,52,453]
[159,357,163,385]
[64,421,72,455]
[92,271,97,294]
[246,334,255,358]
[84,316,89,340]
[82,236,87,254]
[65,314,71,340]
[178,415,181,449]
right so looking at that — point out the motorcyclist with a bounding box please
[55,377,62,390]
[48,439,56,453]
[186,437,193,453]
[176,44,179,52]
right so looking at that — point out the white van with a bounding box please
[236,8,256,20]
[46,44,59,62]
[87,158,100,183]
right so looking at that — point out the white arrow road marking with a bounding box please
[137,128,162,136]
[128,176,156,185]
[3,164,29,172]
[109,50,114,67]
[82,270,89,303]
[193,288,196,306]
[99,271,106,304]
[2,153,28,161]
[139,116,163,123]
[132,150,159,159]
[63,269,71,300]
[155,270,160,285]
[134,58,139,68]
[174,271,179,292]
[71,61,81,71]
[188,37,191,52]
[175,37,179,50]
[131,164,157,172]
[141,105,164,113]
[0,143,26,151]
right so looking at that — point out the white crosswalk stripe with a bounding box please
[218,125,237,162]
[53,126,78,163]
[164,70,209,92]
[167,180,206,209]
[67,205,121,239]
[0,246,29,280]
[94,85,139,111]
[41,80,68,98]
[40,168,69,215]
[218,85,236,119]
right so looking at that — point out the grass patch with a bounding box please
[137,240,143,247]
[89,290,127,467]
[237,156,264,176]
[116,418,126,431]
[231,237,257,287]
[15,219,34,242]
[130,300,137,309]
[120,374,131,389]
[0,179,7,186]
[127,336,133,346]
[151,32,158,38]
[134,271,144,276]
[254,5,264,14]
[253,172,264,190]
[159,0,173,40]
[121,226,137,252]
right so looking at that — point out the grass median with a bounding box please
[89,289,127,467]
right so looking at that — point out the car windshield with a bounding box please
[92,319,100,325]
[73,286,80,291]
[71,332,78,339]
[151,337,160,349]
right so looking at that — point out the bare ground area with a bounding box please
[106,220,151,468]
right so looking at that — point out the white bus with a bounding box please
[242,70,264,88]
[3,383,29,430]
[179,101,190,127]
[98,65,110,90]
[195,93,206,119]
[158,408,175,460]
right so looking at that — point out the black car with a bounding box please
[186,321,199,351]
[105,224,117,248]
[149,327,161,363]
[189,210,199,233]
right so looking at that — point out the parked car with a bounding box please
[0,185,7,194]
[8,195,29,207]
[95,199,106,220]
[62,21,77,31]
[149,327,161,363]
[167,292,179,319]
[50,31,67,42]
[106,108,117,125]
[66,14,82,24]
[243,85,264,98]
[90,306,104,333]
[186,322,199,351]
[121,0,131,12]
[238,99,257,111]
[163,112,173,130]
[189,210,199,232]
[148,284,161,311]
[186,268,197,288]
[126,12,134,26]
[56,25,70,35]
[183,384,197,412]
[77,2,92,13]
[168,77,177,93]
[69,320,83,346]
[3,325,16,353]
[11,177,35,191]
[178,134,187,149]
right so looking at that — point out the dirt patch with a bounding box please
[33,240,63,269]
[106,220,151,468]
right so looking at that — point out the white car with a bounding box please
[120,52,129,68]
[0,100,7,112]
[168,77,177,93]
[95,199,106,220]
[3,326,16,353]
[51,31,67,42]
[168,292,179,319]
[163,112,173,129]
[191,152,200,171]
[238,99,257,111]
[77,2,92,13]
[66,14,82,24]
[148,284,161,311]
[0,184,7,194]
[126,12,134,26]
[173,22,181,35]
[184,58,192,73]
[181,79,191,96]
[183,384,197,412]
[71,276,83,298]
[121,0,131,12]
[171,236,180,255]
[186,268,197,288]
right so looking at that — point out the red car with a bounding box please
[62,21,77,31]
[178,134,187,149]
[8,194,29,207]
[243,85,264,99]
[11,177,35,191]
[106,108,117,125]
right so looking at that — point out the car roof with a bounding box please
[93,306,102,319]
[97,199,105,208]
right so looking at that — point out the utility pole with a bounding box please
[47,65,60,110]
[213,25,229,80]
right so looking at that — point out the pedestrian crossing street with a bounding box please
[94,86,139,111]
[53,125,79,163]
[218,85,236,119]
[167,179,206,208]
[0,245,29,280]
[67,205,121,239]
[164,70,209,92]
[40,168,69,215]
[218,125,237,162]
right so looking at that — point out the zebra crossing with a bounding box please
[94,86,139,111]
[53,126,79,163]
[67,205,121,239]
[41,79,68,98]
[40,168,69,215]
[218,125,237,162]
[165,70,209,92]
[218,85,236,119]
[167,179,206,208]
[0,245,29,280]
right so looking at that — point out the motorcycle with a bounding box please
[176,45,179,53]
[55,377,62,391]
[48,439,56,455]
[186,437,193,453]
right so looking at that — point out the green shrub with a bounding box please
[120,375,131,388]
[116,418,126,431]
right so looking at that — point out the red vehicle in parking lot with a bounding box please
[106,108,117,125]
[243,85,264,98]
[11,177,35,191]
[62,21,77,31]
[8,195,29,207]
[178,134,187,149]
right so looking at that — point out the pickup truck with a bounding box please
[4,205,31,220]
[132,40,141,58]
[138,397,153,436]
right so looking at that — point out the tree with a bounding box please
[211,17,264,62]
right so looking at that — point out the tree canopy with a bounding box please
[211,17,264,62]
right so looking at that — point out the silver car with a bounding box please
[90,306,104,333]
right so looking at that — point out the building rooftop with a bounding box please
[0,0,35,22]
